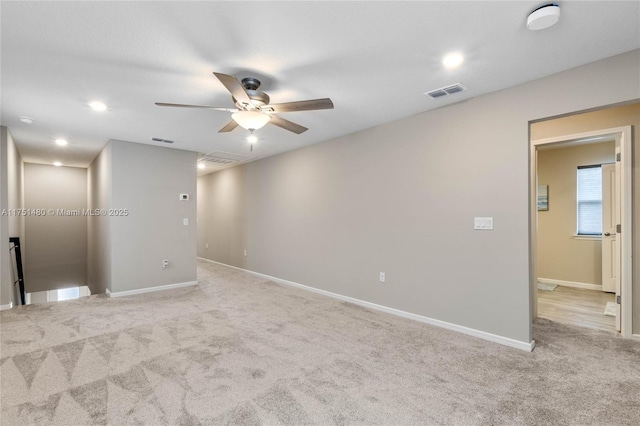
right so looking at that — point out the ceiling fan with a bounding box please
[156,72,334,134]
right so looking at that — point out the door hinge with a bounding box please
[616,224,621,233]
[617,295,621,304]
[616,152,621,162]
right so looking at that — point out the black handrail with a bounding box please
[9,237,26,305]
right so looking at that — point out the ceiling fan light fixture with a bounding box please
[231,110,270,131]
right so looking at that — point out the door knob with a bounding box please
[604,232,611,236]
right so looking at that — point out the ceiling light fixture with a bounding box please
[197,162,206,170]
[247,134,258,144]
[53,161,62,167]
[442,52,464,69]
[89,101,107,111]
[527,3,560,31]
[19,116,34,124]
[231,110,270,131]
[55,138,68,146]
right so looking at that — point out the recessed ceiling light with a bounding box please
[55,139,68,146]
[53,162,62,167]
[19,116,34,124]
[89,101,107,111]
[442,52,464,69]
[197,162,206,170]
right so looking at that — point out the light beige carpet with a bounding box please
[1,260,639,425]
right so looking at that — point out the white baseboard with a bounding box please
[538,278,602,291]
[106,280,198,298]
[198,257,535,352]
[0,302,13,311]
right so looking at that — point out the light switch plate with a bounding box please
[474,217,493,230]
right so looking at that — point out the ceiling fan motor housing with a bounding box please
[241,77,261,90]
[232,77,270,108]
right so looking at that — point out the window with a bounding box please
[576,165,602,235]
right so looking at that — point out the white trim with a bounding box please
[572,235,601,241]
[0,302,13,311]
[106,281,198,298]
[537,278,602,292]
[618,126,633,338]
[631,334,640,342]
[531,126,633,338]
[198,257,535,352]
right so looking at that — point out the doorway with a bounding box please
[530,125,632,337]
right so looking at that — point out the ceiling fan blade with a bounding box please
[268,115,308,134]
[155,102,236,112]
[264,98,334,113]
[213,72,254,108]
[218,120,239,133]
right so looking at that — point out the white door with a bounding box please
[601,162,621,331]
[601,163,616,292]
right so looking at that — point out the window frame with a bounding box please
[576,164,603,236]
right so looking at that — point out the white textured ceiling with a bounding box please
[2,1,639,173]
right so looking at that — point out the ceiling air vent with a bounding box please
[424,83,467,99]
[198,151,251,165]
[152,137,174,144]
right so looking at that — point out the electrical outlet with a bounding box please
[243,250,247,256]
[379,272,386,283]
[162,260,169,269]
[205,243,209,249]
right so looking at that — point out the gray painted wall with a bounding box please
[1,127,11,307]
[1,127,24,307]
[197,166,246,267]
[23,164,87,293]
[109,141,197,293]
[87,143,112,295]
[197,50,640,344]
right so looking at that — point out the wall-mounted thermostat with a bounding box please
[179,194,189,201]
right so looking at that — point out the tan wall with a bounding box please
[531,102,640,333]
[24,163,87,293]
[537,142,615,286]
[196,50,640,345]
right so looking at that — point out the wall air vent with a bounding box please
[424,83,467,99]
[151,137,174,144]
[198,151,251,165]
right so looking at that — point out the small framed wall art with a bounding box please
[537,185,549,211]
